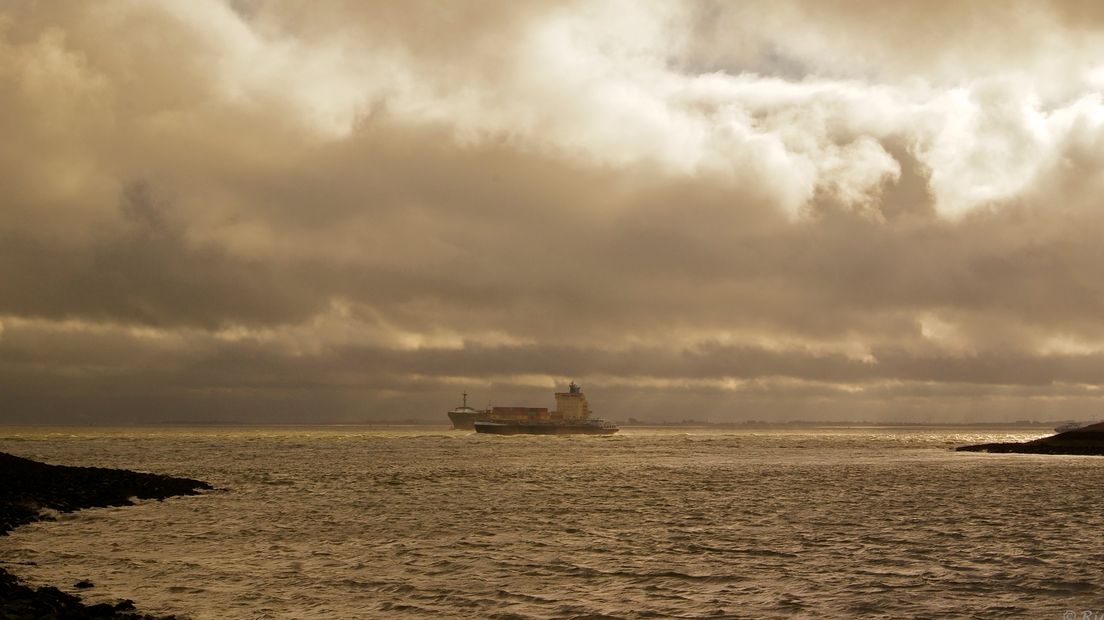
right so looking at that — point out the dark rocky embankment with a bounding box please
[956,421,1104,455]
[0,451,211,619]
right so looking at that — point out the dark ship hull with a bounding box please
[474,420,618,435]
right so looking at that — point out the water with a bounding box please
[2,426,1102,618]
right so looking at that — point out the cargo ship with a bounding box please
[473,382,618,435]
[447,392,488,430]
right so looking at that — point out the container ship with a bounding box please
[447,393,488,430]
[470,382,618,435]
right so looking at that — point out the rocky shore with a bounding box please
[956,421,1104,455]
[0,451,211,619]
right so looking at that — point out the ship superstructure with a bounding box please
[554,381,592,420]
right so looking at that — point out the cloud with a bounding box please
[3,1,1104,422]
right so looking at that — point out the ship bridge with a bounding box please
[554,381,592,420]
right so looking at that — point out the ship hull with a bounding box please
[474,421,618,435]
[448,411,485,430]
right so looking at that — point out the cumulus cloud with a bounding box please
[2,0,1104,422]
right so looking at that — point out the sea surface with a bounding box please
[1,426,1102,619]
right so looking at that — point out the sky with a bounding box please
[4,1,1104,424]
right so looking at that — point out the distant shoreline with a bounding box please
[0,451,211,619]
[0,420,1074,428]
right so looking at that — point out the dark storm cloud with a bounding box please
[0,182,328,328]
[3,1,1104,422]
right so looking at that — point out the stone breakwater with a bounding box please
[0,451,210,619]
[956,421,1104,455]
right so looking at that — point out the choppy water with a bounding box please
[1,426,1103,619]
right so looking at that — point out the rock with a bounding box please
[957,421,1104,455]
[86,601,121,616]
[0,451,211,536]
[0,451,211,618]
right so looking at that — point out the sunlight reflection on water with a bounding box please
[1,426,1100,618]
